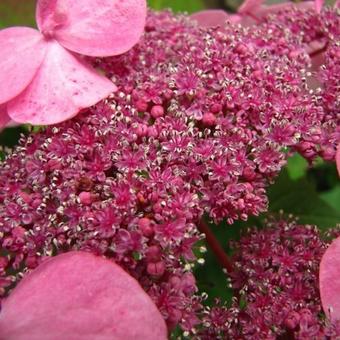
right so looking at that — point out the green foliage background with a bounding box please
[0,0,339,327]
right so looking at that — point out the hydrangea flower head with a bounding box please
[0,0,146,126]
[0,3,339,337]
[199,218,340,339]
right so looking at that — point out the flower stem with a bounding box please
[309,41,328,59]
[198,220,233,273]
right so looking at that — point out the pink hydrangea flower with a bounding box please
[191,0,322,28]
[0,251,167,340]
[0,0,146,127]
[191,0,333,73]
[0,7,339,335]
[199,218,340,339]
[190,9,241,28]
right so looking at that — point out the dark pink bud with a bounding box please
[210,103,222,113]
[299,309,313,325]
[181,272,197,294]
[25,255,39,269]
[79,191,93,205]
[285,311,300,329]
[135,99,148,112]
[19,192,32,204]
[169,275,181,289]
[12,227,26,239]
[0,257,8,270]
[151,105,164,119]
[202,112,216,126]
[147,126,158,138]
[136,123,148,137]
[243,167,256,180]
[321,146,335,161]
[147,261,165,277]
[138,217,154,237]
[146,245,162,262]
[235,43,248,54]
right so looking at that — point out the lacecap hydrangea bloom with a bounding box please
[0,4,339,338]
[198,218,340,339]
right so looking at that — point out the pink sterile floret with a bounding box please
[0,251,167,340]
[0,27,47,104]
[0,0,147,127]
[320,236,340,321]
[190,9,241,27]
[8,41,115,125]
[36,0,147,57]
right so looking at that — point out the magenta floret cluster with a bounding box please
[263,7,340,161]
[0,8,339,333]
[198,218,340,339]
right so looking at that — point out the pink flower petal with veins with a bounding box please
[8,41,116,125]
[36,0,147,57]
[190,10,241,28]
[238,0,264,15]
[0,104,11,129]
[320,236,340,321]
[0,251,167,340]
[0,27,46,104]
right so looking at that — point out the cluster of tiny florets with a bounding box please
[264,7,340,161]
[0,8,339,333]
[198,218,340,339]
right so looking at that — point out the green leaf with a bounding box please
[147,0,205,13]
[287,153,308,180]
[268,170,340,229]
[0,0,36,28]
[320,185,340,212]
[0,127,26,148]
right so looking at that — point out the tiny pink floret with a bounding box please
[151,105,165,119]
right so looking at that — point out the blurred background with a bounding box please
[0,0,255,29]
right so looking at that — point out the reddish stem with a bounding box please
[309,41,328,59]
[198,220,233,273]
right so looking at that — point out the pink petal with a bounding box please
[8,41,116,125]
[0,27,47,104]
[36,0,147,57]
[190,10,241,28]
[238,0,315,22]
[0,104,11,129]
[336,144,340,177]
[320,236,340,320]
[315,0,324,13]
[238,0,264,15]
[0,251,167,340]
[257,1,315,17]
